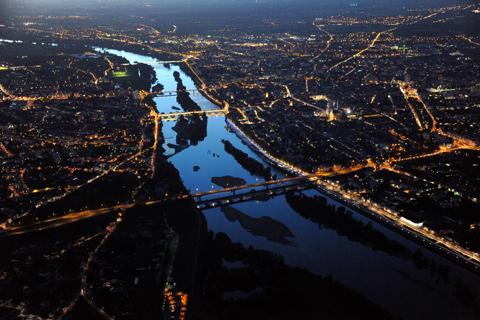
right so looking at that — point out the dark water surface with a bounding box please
[97,48,480,320]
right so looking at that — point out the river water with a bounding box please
[96,48,480,320]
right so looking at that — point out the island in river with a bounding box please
[212,175,247,188]
[221,206,295,245]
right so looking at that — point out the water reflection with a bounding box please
[97,47,480,320]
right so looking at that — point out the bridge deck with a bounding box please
[152,89,199,97]
[195,181,315,210]
[158,108,227,120]
[0,175,318,237]
[192,175,315,199]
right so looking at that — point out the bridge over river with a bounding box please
[0,175,317,237]
[152,89,199,97]
[158,108,226,121]
[192,175,317,209]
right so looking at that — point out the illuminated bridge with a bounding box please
[191,175,318,210]
[152,89,198,97]
[0,176,318,237]
[159,108,227,121]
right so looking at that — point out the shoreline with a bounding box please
[224,116,480,275]
[98,45,480,276]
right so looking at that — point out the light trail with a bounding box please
[283,84,292,98]
[152,89,198,97]
[397,81,438,131]
[0,177,315,236]
[253,108,265,122]
[76,219,119,320]
[103,56,114,75]
[18,168,30,195]
[292,96,324,111]
[73,232,102,247]
[267,98,282,109]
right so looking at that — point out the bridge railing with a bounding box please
[192,175,316,202]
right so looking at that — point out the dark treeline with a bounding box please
[189,231,396,320]
[285,191,409,256]
[222,139,273,180]
[285,191,480,312]
[173,71,201,112]
[172,115,208,147]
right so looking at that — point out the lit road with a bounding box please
[311,20,334,61]
[326,5,471,73]
[150,110,160,177]
[327,27,396,72]
[0,142,14,157]
[1,91,118,102]
[0,205,132,237]
[7,147,151,224]
[0,83,14,98]
[279,84,325,112]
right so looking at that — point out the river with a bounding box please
[95,47,480,320]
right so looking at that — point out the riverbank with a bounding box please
[92,47,480,318]
[315,183,480,274]
[154,53,473,278]
[226,118,308,176]
[224,120,480,275]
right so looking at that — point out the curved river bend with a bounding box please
[96,48,480,320]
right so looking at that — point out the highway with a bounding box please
[0,204,132,237]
